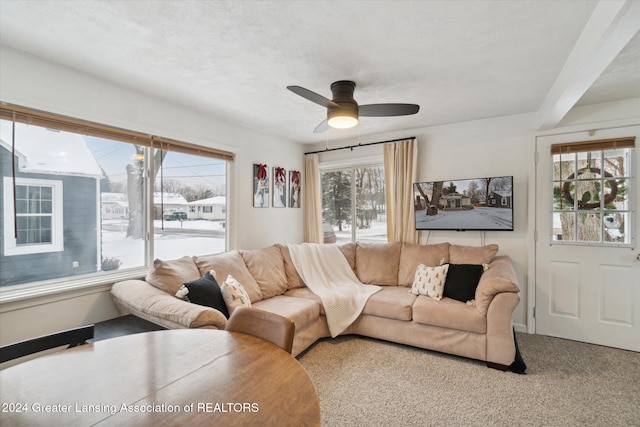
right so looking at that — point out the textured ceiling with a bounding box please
[0,0,638,144]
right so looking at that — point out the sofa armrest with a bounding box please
[474,256,519,316]
[111,280,227,330]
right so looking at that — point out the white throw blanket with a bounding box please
[287,243,380,337]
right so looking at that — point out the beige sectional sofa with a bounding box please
[110,242,521,369]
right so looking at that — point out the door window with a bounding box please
[551,138,634,246]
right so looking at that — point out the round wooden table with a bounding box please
[0,329,320,426]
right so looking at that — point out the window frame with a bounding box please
[550,144,635,248]
[0,104,232,300]
[3,177,64,256]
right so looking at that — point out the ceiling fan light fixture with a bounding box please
[328,114,358,129]
[327,105,358,129]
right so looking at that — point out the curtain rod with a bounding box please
[304,136,415,155]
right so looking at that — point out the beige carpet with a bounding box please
[297,333,640,426]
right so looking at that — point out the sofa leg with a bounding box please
[486,362,509,371]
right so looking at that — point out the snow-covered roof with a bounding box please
[101,192,127,202]
[188,196,226,205]
[153,192,188,205]
[0,120,103,178]
[492,190,512,197]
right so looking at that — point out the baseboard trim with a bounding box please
[513,323,527,333]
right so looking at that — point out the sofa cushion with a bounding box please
[337,242,357,274]
[145,256,201,295]
[276,244,306,289]
[449,244,498,264]
[444,264,484,303]
[412,296,487,334]
[285,287,324,315]
[175,270,230,319]
[220,274,252,314]
[355,242,402,286]
[253,295,321,330]
[195,251,263,303]
[362,286,417,321]
[410,264,449,300]
[240,245,288,299]
[398,242,450,286]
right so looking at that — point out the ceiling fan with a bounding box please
[287,80,420,133]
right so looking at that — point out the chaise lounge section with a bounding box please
[110,242,521,369]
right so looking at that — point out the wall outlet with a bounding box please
[72,261,79,268]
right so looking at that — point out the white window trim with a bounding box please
[3,176,64,256]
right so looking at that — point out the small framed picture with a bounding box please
[289,170,301,208]
[273,166,287,208]
[253,163,269,207]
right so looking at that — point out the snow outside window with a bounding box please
[321,165,387,243]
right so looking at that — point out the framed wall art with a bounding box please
[253,163,269,208]
[273,166,287,208]
[289,170,301,208]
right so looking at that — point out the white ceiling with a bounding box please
[0,0,639,144]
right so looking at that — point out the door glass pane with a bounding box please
[603,212,627,243]
[577,213,601,242]
[553,153,575,180]
[603,149,629,177]
[552,212,575,241]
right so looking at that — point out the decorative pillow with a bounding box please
[449,244,498,264]
[276,244,306,289]
[194,251,263,303]
[175,270,230,319]
[397,242,451,286]
[410,264,449,300]
[220,274,252,314]
[145,256,201,295]
[443,264,485,303]
[355,242,402,286]
[240,245,288,299]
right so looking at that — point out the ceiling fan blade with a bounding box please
[287,86,339,108]
[359,103,420,117]
[313,119,329,133]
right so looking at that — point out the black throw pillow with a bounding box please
[178,271,230,319]
[443,264,484,303]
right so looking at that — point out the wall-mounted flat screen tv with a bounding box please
[414,175,514,231]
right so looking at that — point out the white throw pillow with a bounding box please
[410,264,450,300]
[220,274,252,314]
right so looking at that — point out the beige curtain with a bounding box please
[384,139,418,243]
[304,153,323,243]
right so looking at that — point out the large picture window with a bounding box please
[0,105,231,289]
[551,138,634,246]
[321,165,387,243]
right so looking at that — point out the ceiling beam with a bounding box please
[536,0,640,130]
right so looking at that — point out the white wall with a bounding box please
[0,46,304,343]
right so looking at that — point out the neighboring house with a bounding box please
[0,122,103,286]
[187,196,226,220]
[439,193,472,210]
[101,192,129,219]
[488,190,512,208]
[153,192,188,219]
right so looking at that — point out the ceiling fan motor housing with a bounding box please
[328,80,359,123]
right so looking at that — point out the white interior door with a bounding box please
[535,124,640,351]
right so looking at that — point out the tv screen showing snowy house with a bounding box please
[413,176,513,231]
